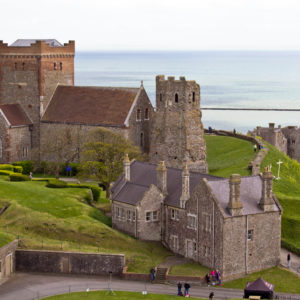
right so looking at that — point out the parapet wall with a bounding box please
[0,40,75,56]
[16,250,125,276]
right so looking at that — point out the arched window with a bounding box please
[175,93,178,103]
[192,92,195,102]
[160,94,162,102]
[140,132,144,147]
[145,108,149,120]
[136,109,141,121]
[54,62,57,70]
[60,62,63,70]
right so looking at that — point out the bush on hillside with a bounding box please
[9,173,30,181]
[0,164,14,171]
[0,170,14,176]
[46,179,67,188]
[13,161,33,174]
[13,166,23,173]
[67,183,101,202]
[281,240,300,256]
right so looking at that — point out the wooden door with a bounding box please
[5,254,12,277]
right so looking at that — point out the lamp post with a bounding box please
[277,160,283,180]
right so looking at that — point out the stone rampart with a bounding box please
[0,240,18,284]
[16,250,125,276]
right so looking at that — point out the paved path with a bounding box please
[281,248,300,275]
[1,273,300,300]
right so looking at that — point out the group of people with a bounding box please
[177,282,191,297]
[205,269,222,286]
[253,144,264,152]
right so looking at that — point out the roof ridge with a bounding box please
[58,85,140,90]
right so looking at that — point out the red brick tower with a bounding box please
[0,39,75,151]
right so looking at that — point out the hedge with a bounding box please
[9,173,30,181]
[46,179,68,188]
[0,170,14,176]
[0,164,14,171]
[281,240,300,256]
[12,161,33,174]
[13,166,23,173]
[67,183,101,201]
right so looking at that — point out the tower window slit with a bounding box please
[175,93,178,103]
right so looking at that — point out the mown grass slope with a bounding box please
[0,176,170,273]
[204,135,255,177]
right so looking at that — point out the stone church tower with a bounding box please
[0,39,75,151]
[149,75,207,173]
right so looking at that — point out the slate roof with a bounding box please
[207,177,279,216]
[10,39,63,47]
[0,104,32,126]
[112,161,280,215]
[111,161,221,208]
[42,85,140,126]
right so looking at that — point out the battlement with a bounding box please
[156,75,196,84]
[0,40,75,56]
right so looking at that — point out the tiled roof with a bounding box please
[0,104,32,126]
[111,161,221,208]
[10,39,63,47]
[42,85,140,126]
[207,176,279,216]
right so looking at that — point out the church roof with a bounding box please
[0,104,32,127]
[10,39,63,47]
[42,85,140,127]
[111,161,221,208]
[207,177,279,216]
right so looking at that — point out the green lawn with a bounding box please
[0,177,170,273]
[169,262,209,277]
[0,231,14,247]
[222,267,300,294]
[204,135,255,177]
[43,291,204,300]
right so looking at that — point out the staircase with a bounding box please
[154,267,168,284]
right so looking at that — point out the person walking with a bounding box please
[287,253,291,268]
[253,144,257,152]
[184,282,190,296]
[205,273,210,286]
[150,267,156,283]
[209,292,214,300]
[177,282,183,296]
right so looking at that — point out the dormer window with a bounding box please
[175,93,179,103]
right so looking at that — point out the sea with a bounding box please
[75,51,300,133]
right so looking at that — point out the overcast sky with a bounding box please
[1,0,300,51]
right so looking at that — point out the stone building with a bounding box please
[111,158,282,280]
[149,75,207,173]
[0,39,154,162]
[252,123,300,162]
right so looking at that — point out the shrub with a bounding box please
[9,173,30,181]
[66,183,101,202]
[46,179,67,188]
[13,166,23,173]
[282,240,300,256]
[12,161,33,174]
[0,164,14,171]
[0,170,14,176]
[90,186,100,202]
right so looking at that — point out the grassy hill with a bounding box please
[0,177,170,273]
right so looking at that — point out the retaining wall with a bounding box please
[16,250,125,276]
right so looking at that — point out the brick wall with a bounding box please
[16,250,125,276]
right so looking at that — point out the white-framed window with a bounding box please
[153,211,158,221]
[146,211,151,222]
[132,211,136,222]
[121,208,125,219]
[171,208,179,221]
[187,214,197,230]
[116,207,120,218]
[127,210,131,221]
[248,229,254,241]
[22,146,28,158]
[170,235,179,250]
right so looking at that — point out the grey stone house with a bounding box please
[111,158,282,280]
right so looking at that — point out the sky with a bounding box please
[1,0,300,51]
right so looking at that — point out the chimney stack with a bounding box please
[227,174,243,216]
[157,161,167,196]
[180,163,190,208]
[124,153,130,181]
[259,167,274,211]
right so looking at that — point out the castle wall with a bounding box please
[0,240,18,283]
[136,185,163,241]
[281,127,300,162]
[149,75,207,173]
[126,87,153,154]
[0,115,9,163]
